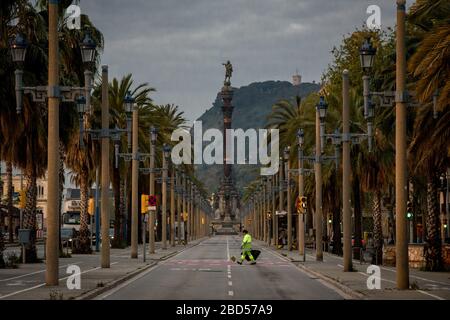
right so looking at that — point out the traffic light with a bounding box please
[19,190,26,209]
[328,215,332,224]
[406,201,413,220]
[141,194,149,214]
[296,196,307,214]
[88,198,94,215]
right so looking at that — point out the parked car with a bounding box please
[351,236,366,248]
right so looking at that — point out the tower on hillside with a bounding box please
[292,69,302,86]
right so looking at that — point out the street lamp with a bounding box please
[10,33,28,64]
[316,96,328,121]
[297,128,304,147]
[317,96,328,151]
[151,126,158,143]
[10,17,98,284]
[80,33,97,64]
[123,91,134,149]
[163,144,172,159]
[359,37,377,72]
[161,144,171,249]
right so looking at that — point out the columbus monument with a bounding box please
[213,61,240,234]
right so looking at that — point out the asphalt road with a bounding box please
[97,235,345,300]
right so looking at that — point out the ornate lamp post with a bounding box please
[284,147,293,250]
[358,4,421,286]
[137,126,159,254]
[161,144,171,249]
[11,15,96,283]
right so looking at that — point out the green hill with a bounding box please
[193,80,320,194]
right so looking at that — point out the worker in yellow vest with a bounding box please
[237,230,256,265]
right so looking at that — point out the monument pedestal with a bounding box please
[212,220,239,235]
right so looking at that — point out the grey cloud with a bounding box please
[79,0,409,122]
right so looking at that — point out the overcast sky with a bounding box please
[80,0,413,124]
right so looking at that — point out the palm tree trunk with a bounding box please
[22,168,37,262]
[0,224,4,268]
[372,191,383,265]
[352,174,363,260]
[332,171,342,255]
[112,164,121,247]
[6,161,14,243]
[73,173,91,254]
[58,142,65,256]
[424,175,442,271]
[119,177,125,244]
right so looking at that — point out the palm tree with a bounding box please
[65,127,96,253]
[409,106,449,271]
[105,74,155,247]
[407,0,450,271]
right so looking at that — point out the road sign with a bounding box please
[148,195,157,211]
[275,210,287,216]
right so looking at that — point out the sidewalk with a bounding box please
[0,237,207,300]
[255,240,450,300]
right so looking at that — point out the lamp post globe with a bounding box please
[297,128,304,146]
[80,32,97,64]
[150,126,158,143]
[123,91,135,115]
[359,37,376,72]
[76,95,87,116]
[283,146,290,161]
[316,96,328,122]
[163,144,171,159]
[10,33,28,63]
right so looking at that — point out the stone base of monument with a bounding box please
[212,220,239,235]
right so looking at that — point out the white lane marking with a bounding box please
[228,281,232,286]
[228,274,231,279]
[0,262,83,282]
[337,264,344,268]
[380,266,450,286]
[357,272,396,284]
[0,263,117,300]
[417,290,445,300]
[95,263,161,300]
[357,270,445,299]
[261,247,352,299]
[315,278,352,300]
[228,291,234,296]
